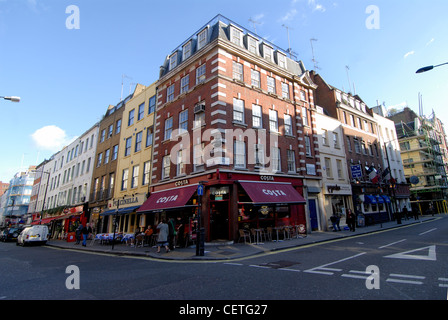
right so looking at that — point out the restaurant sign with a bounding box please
[109,196,144,210]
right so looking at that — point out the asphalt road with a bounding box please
[1,217,447,304]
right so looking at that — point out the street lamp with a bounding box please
[0,96,21,102]
[416,62,448,74]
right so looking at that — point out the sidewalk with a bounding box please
[45,216,438,261]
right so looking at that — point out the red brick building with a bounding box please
[138,15,320,242]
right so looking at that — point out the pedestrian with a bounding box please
[175,216,185,248]
[402,206,409,220]
[75,224,83,245]
[330,214,340,231]
[156,219,170,253]
[81,223,92,247]
[428,203,435,216]
[413,207,420,220]
[347,209,356,232]
[168,217,176,250]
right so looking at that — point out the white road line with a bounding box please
[223,263,243,266]
[279,268,301,273]
[341,270,371,280]
[387,273,425,285]
[419,228,437,236]
[304,252,366,276]
[439,278,448,288]
[249,265,271,269]
[378,239,407,249]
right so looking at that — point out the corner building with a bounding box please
[138,15,320,242]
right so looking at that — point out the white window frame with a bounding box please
[196,64,206,84]
[251,69,260,88]
[179,109,188,133]
[167,84,175,102]
[277,52,287,68]
[305,136,312,156]
[281,82,290,99]
[233,61,244,81]
[271,147,281,172]
[284,114,292,135]
[269,109,278,132]
[162,155,170,180]
[176,150,185,176]
[252,104,262,128]
[231,26,243,46]
[164,117,173,141]
[233,98,245,123]
[169,52,178,70]
[131,165,139,189]
[234,140,246,169]
[182,41,192,60]
[287,150,296,173]
[197,28,208,50]
[180,74,189,94]
[248,36,258,55]
[267,76,276,94]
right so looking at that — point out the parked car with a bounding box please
[0,227,24,242]
[17,225,49,246]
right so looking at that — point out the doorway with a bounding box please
[308,198,320,231]
[210,201,229,240]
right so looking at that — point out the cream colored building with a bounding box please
[107,82,157,234]
[315,106,353,230]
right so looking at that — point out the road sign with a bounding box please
[197,184,204,196]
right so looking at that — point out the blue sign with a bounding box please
[197,185,204,196]
[350,165,363,179]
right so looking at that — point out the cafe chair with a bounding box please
[238,229,251,244]
[135,234,144,248]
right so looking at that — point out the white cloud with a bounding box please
[426,38,435,46]
[31,125,76,152]
[404,51,415,59]
[280,8,298,22]
[309,0,326,12]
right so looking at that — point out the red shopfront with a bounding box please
[138,171,306,243]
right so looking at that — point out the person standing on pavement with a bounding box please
[81,223,92,247]
[346,209,356,232]
[330,213,341,231]
[75,224,83,245]
[156,219,170,253]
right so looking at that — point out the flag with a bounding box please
[368,167,380,184]
[382,167,391,182]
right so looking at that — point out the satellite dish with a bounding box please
[410,176,419,184]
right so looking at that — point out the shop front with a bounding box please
[101,195,146,234]
[323,183,353,230]
[139,171,306,243]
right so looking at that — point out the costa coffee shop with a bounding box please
[138,170,306,242]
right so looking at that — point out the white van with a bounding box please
[17,225,49,246]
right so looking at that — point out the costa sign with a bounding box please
[262,189,287,197]
[156,195,179,204]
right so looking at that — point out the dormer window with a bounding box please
[169,52,178,70]
[247,35,258,55]
[197,28,208,50]
[230,25,243,47]
[182,41,192,61]
[263,43,273,62]
[276,51,287,68]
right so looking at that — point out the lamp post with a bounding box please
[416,62,448,74]
[0,96,21,102]
[196,181,207,256]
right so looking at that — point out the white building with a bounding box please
[315,106,353,230]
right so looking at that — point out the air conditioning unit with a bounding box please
[194,103,205,114]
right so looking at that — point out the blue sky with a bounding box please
[1,0,447,182]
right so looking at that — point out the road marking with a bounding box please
[386,273,425,285]
[419,228,437,236]
[249,265,271,269]
[384,245,436,261]
[439,278,448,288]
[223,262,243,266]
[341,270,371,280]
[378,239,407,249]
[279,268,301,273]
[304,252,366,276]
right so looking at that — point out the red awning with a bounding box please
[239,181,306,204]
[137,185,198,213]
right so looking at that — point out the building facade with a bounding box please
[137,15,318,242]
[101,83,157,234]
